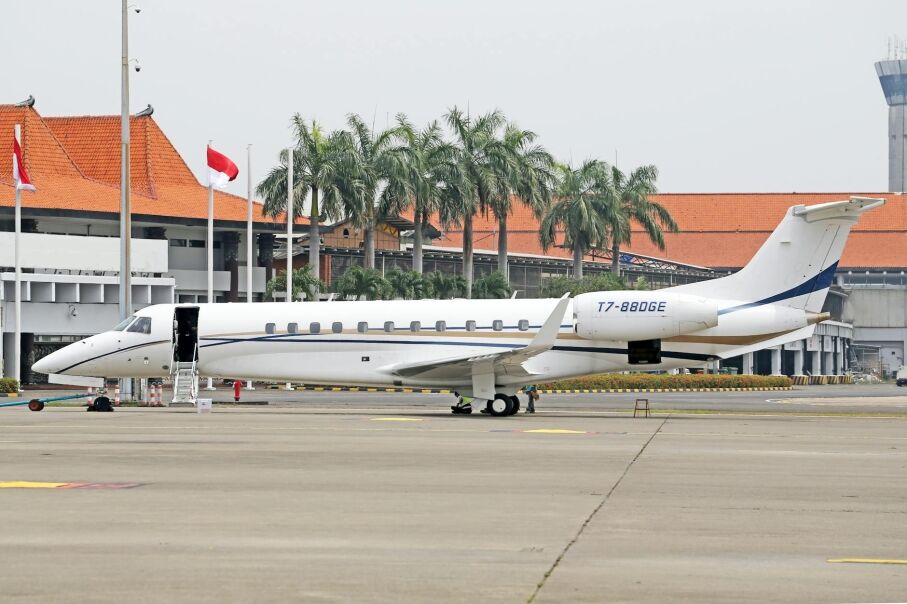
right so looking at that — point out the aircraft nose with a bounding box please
[32,350,62,375]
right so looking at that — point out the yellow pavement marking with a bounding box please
[370,417,424,422]
[522,428,589,434]
[0,481,69,489]
[827,558,907,565]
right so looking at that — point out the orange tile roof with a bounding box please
[0,105,306,227]
[422,193,907,270]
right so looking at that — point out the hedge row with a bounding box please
[538,373,792,390]
[0,378,19,393]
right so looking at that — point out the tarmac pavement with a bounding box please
[1,387,906,602]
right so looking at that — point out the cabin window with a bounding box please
[265,322,275,335]
[287,322,298,334]
[127,317,152,334]
[465,320,476,332]
[518,319,530,331]
[384,321,395,333]
[309,322,321,334]
[410,321,421,332]
[357,321,368,334]
[435,320,446,332]
[332,321,343,334]
[492,320,503,332]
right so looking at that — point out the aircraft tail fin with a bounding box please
[672,197,885,313]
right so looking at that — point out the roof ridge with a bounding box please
[21,107,86,179]
[140,118,157,199]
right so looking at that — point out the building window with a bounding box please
[265,322,275,335]
[436,320,446,332]
[342,228,350,238]
[332,321,343,334]
[410,321,421,332]
[287,322,298,334]
[492,320,503,332]
[309,322,321,334]
[518,319,529,331]
[168,239,187,247]
[358,321,368,334]
[384,321,395,333]
[466,320,476,332]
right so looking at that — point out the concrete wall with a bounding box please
[844,289,907,327]
[0,233,168,273]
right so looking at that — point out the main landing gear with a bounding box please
[451,393,520,416]
[481,393,521,417]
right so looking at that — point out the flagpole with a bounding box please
[205,139,215,391]
[245,143,254,391]
[13,125,22,393]
[246,144,253,304]
[285,148,293,391]
[286,148,293,303]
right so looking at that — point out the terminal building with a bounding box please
[2,96,905,383]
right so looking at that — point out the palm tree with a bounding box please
[606,165,677,277]
[257,116,359,287]
[264,266,323,302]
[488,124,554,278]
[333,265,389,301]
[444,107,508,297]
[426,271,466,299]
[472,271,512,299]
[345,114,410,269]
[396,118,456,274]
[385,269,431,299]
[540,160,620,279]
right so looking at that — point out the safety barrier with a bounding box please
[268,384,453,394]
[537,386,793,394]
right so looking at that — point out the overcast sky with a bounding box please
[3,1,905,197]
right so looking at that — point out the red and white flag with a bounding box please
[12,137,35,192]
[207,145,239,189]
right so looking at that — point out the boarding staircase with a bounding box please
[172,361,199,405]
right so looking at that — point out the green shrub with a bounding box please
[538,373,791,390]
[0,378,19,393]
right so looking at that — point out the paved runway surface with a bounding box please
[2,387,906,602]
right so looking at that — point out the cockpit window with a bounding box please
[112,317,135,331]
[126,317,152,334]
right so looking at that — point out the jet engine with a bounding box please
[573,291,719,341]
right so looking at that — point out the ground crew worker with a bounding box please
[233,379,242,402]
[451,394,473,414]
[522,384,539,413]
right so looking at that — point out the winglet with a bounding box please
[527,293,571,351]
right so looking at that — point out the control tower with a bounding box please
[875,57,907,192]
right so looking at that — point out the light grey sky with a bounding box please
[4,1,904,197]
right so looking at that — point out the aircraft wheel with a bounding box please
[488,394,515,417]
[509,395,521,415]
[28,399,44,412]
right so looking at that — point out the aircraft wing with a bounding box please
[385,294,571,399]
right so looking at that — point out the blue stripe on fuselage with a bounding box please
[198,336,712,362]
[718,262,837,316]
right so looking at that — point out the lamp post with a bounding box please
[119,0,139,400]
[120,0,132,322]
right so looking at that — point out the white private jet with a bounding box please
[33,197,884,415]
